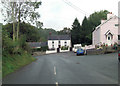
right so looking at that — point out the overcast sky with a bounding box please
[0,0,120,31]
[37,0,120,31]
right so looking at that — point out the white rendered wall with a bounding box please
[100,17,118,45]
[48,40,71,49]
[93,16,119,46]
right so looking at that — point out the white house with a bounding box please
[48,35,71,49]
[92,12,120,46]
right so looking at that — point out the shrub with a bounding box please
[95,45,99,49]
[18,35,32,54]
[2,30,36,77]
[2,32,18,55]
[61,46,69,50]
[113,42,118,50]
[41,46,48,51]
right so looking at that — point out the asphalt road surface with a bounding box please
[3,52,119,84]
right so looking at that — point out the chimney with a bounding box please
[107,12,114,20]
[49,32,52,36]
[101,19,105,24]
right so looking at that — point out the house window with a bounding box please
[52,45,54,48]
[115,24,119,27]
[52,41,54,48]
[58,40,61,45]
[64,41,67,46]
[118,35,120,40]
[52,41,54,44]
[108,36,111,40]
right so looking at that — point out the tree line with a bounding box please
[71,10,109,46]
[2,10,109,45]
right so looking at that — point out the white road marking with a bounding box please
[56,82,58,86]
[54,66,56,75]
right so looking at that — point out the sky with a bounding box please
[0,0,120,31]
[37,0,119,31]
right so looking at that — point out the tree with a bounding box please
[3,22,41,42]
[12,2,16,41]
[38,28,57,42]
[36,21,43,29]
[71,18,82,45]
[81,16,91,45]
[19,22,40,42]
[82,16,88,35]
[1,0,42,40]
[58,27,71,35]
[88,10,109,31]
[87,10,109,44]
[80,10,109,45]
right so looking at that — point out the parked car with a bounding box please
[73,44,82,53]
[118,51,120,62]
[76,48,85,56]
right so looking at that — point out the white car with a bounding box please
[73,44,82,53]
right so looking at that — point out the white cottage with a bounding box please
[48,35,71,49]
[92,13,120,46]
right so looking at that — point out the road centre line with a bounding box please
[54,66,56,75]
[56,82,58,86]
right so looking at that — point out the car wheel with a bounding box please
[83,52,85,55]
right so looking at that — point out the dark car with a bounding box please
[118,51,120,62]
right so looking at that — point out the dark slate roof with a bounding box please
[28,42,47,48]
[48,35,71,40]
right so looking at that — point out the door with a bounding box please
[107,35,112,46]
[57,48,60,53]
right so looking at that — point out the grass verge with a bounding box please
[2,52,36,77]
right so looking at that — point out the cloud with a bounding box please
[37,0,119,31]
[0,0,119,30]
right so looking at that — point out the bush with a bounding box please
[2,29,36,77]
[95,45,99,49]
[113,43,118,50]
[61,46,69,50]
[41,46,48,51]
[2,32,18,55]
[18,35,32,54]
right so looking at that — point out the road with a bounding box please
[3,52,119,84]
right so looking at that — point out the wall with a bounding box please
[100,16,118,45]
[46,49,57,54]
[93,16,119,46]
[92,27,101,45]
[48,40,71,49]
[60,48,70,52]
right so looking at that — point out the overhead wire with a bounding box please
[62,0,90,16]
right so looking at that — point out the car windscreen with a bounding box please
[75,46,81,49]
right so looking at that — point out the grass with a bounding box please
[2,52,36,77]
[0,61,1,80]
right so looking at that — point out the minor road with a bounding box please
[3,52,118,84]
